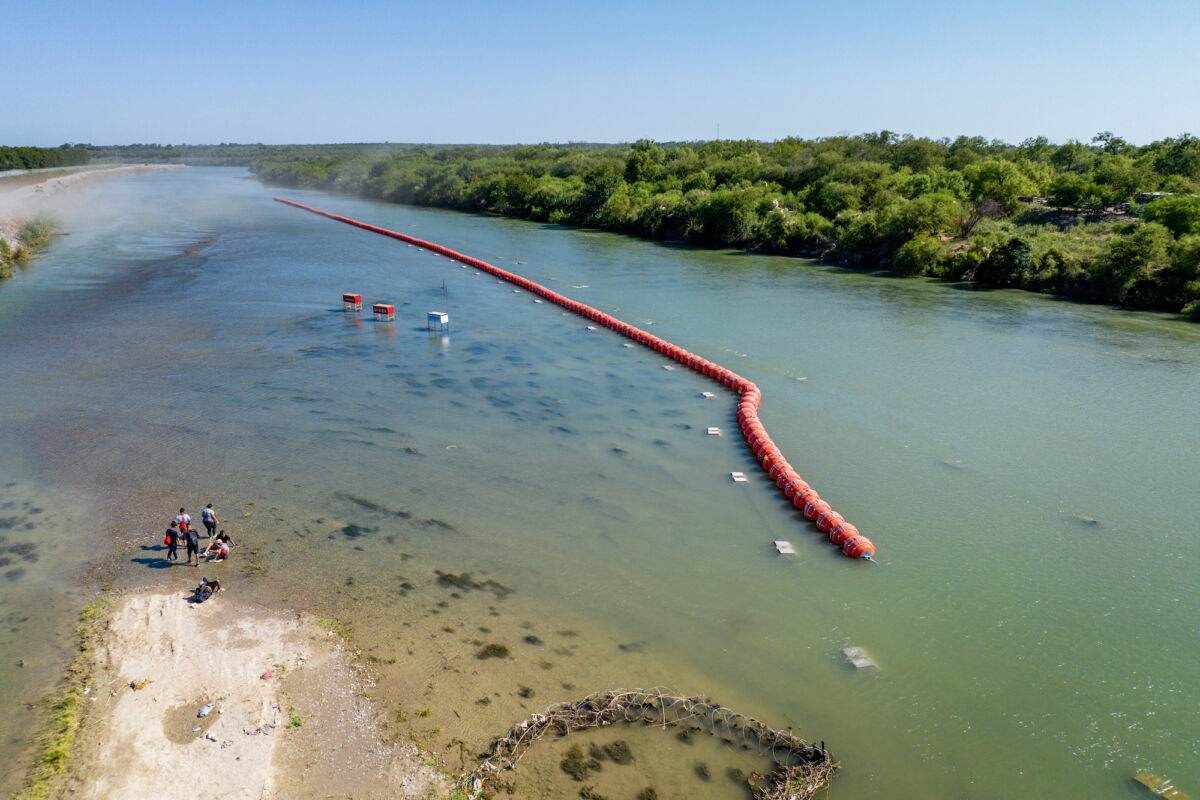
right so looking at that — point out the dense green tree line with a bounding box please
[81,142,419,166]
[250,133,1200,318]
[0,144,89,170]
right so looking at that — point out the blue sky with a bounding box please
[6,0,1198,146]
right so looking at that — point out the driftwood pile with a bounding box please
[466,688,837,800]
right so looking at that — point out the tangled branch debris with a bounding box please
[465,688,837,800]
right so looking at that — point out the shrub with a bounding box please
[893,235,943,276]
[974,237,1033,287]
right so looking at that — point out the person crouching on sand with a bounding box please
[203,530,234,561]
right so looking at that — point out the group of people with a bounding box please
[163,504,237,566]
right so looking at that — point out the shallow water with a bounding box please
[1,167,1197,799]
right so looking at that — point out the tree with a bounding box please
[624,149,658,184]
[1092,131,1131,155]
[1049,173,1090,212]
[964,157,1033,212]
[1092,222,1173,304]
[1050,140,1092,172]
[973,237,1032,287]
[1142,196,1200,237]
[892,235,943,276]
[574,164,623,222]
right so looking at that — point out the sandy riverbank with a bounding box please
[45,589,448,800]
[0,164,185,251]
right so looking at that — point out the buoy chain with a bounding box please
[275,198,873,559]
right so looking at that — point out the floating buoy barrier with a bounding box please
[278,197,873,560]
[467,688,837,800]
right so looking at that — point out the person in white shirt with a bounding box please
[201,504,219,538]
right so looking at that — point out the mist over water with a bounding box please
[1,168,1197,799]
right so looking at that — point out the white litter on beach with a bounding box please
[731,472,748,483]
[774,541,796,555]
[707,427,721,436]
[843,646,876,670]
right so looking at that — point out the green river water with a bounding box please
[0,168,1196,799]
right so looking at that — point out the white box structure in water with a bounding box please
[707,427,721,436]
[701,391,715,398]
[730,472,748,483]
[843,646,876,670]
[774,540,795,555]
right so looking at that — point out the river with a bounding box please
[1,167,1196,799]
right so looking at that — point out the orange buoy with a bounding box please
[784,478,810,499]
[842,535,874,559]
[803,498,831,521]
[829,521,858,546]
[815,509,844,533]
[793,489,818,510]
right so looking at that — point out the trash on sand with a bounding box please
[130,678,153,690]
[260,670,274,680]
[198,702,215,717]
[193,727,201,733]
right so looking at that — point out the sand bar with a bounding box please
[51,590,447,800]
[0,164,184,249]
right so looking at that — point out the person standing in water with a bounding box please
[201,504,219,538]
[164,520,179,563]
[183,525,200,566]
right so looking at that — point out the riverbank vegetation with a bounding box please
[17,594,110,800]
[249,133,1200,318]
[1,218,58,279]
[0,145,89,171]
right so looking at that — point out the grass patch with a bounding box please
[314,617,350,639]
[18,219,56,250]
[287,706,303,729]
[16,594,111,799]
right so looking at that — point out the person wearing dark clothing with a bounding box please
[195,577,222,601]
[184,527,201,566]
[165,521,179,563]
